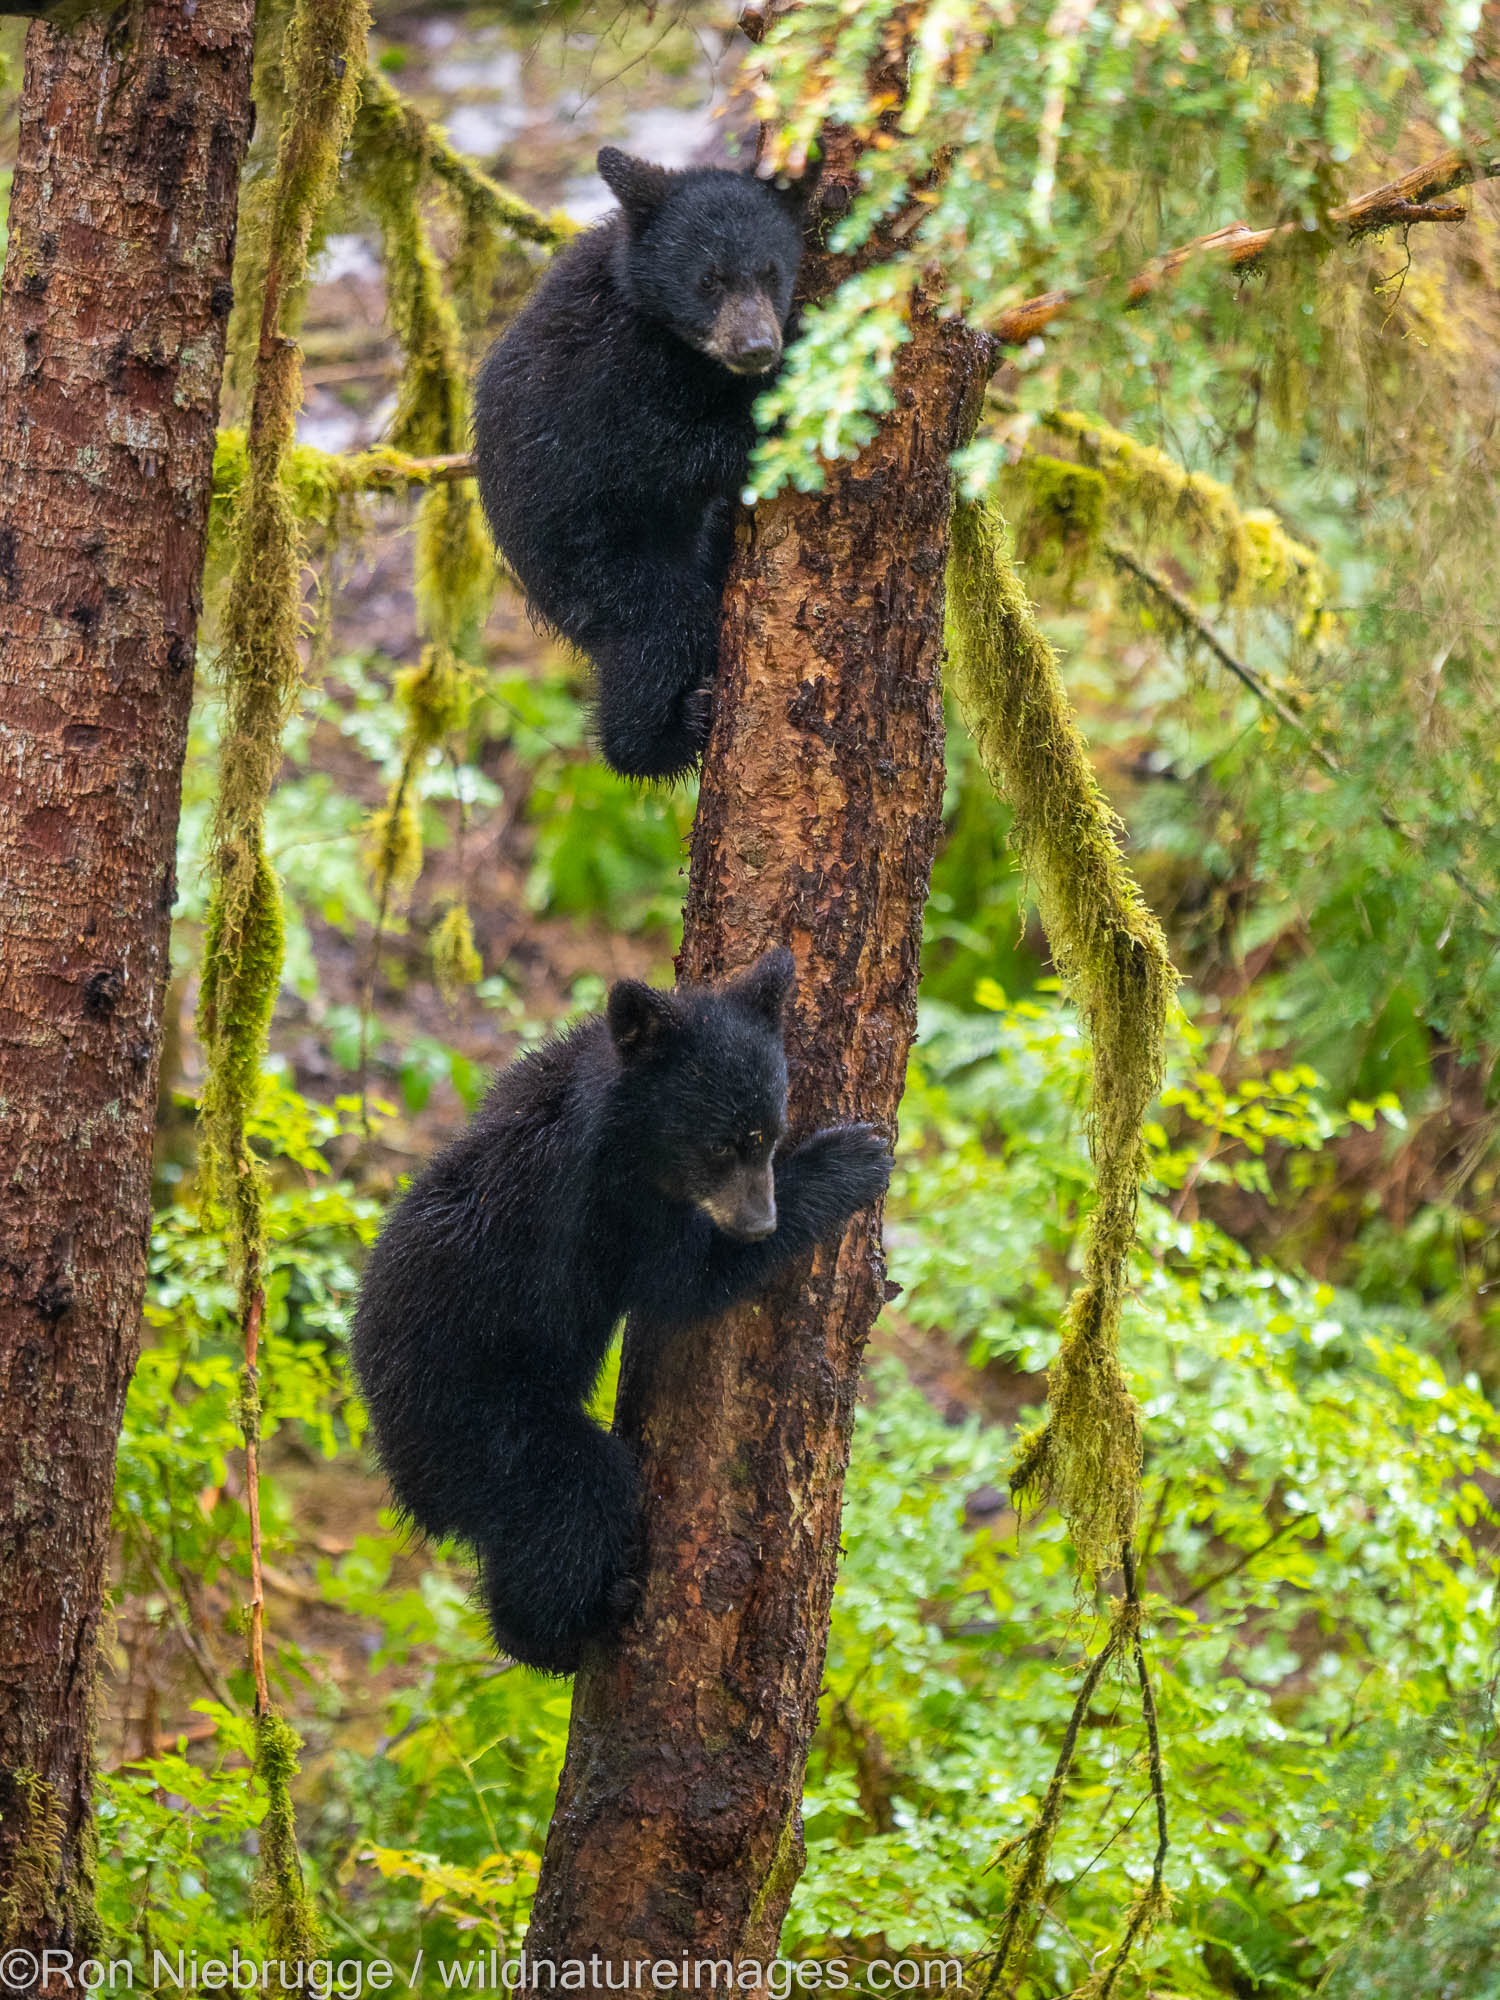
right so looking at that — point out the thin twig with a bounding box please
[137,1542,241,1715]
[1088,1546,1169,2000]
[243,1285,271,1717]
[1109,543,1500,926]
[977,1624,1125,1999]
[1176,1511,1316,1609]
[1107,543,1331,755]
[986,139,1498,346]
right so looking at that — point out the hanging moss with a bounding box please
[364,789,423,907]
[345,80,498,969]
[432,901,484,1002]
[356,70,574,328]
[1034,404,1331,636]
[946,499,1176,1582]
[197,0,369,1973]
[395,643,474,747]
[252,1711,323,1978]
[223,0,296,406]
[199,0,368,1270]
[199,850,286,1275]
[1010,452,1108,589]
[348,78,493,651]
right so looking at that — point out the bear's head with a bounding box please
[598,147,817,378]
[605,947,797,1240]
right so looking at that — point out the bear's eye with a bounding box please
[706,1141,736,1164]
[699,271,723,296]
[759,265,778,287]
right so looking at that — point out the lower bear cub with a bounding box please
[350,949,890,1674]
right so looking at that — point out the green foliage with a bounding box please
[525,756,697,939]
[747,0,1489,499]
[98,1746,264,1966]
[783,994,1499,1996]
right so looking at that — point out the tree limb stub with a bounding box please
[523,134,992,1972]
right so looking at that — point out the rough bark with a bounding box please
[524,168,992,1970]
[0,3,255,1966]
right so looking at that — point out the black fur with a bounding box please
[349,949,890,1675]
[472,150,814,782]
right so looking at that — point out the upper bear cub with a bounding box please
[473,149,814,783]
[350,949,890,1675]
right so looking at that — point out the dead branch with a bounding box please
[988,140,1500,346]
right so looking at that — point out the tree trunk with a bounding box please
[524,171,992,1969]
[0,3,255,1969]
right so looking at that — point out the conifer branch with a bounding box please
[987,139,1500,347]
[1110,544,1500,926]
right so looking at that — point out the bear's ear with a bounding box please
[765,150,824,218]
[607,978,681,1060]
[598,147,672,228]
[726,946,796,1027]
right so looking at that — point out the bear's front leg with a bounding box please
[628,1126,893,1331]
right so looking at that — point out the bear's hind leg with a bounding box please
[587,561,722,781]
[469,1393,643,1675]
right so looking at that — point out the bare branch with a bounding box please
[1088,1547,1170,2000]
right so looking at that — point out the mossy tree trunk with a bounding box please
[524,139,991,1969]
[0,3,255,1968]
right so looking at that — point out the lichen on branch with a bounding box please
[347,73,500,999]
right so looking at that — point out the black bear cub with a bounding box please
[350,949,890,1675]
[473,149,813,783]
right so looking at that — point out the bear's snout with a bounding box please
[706,293,784,376]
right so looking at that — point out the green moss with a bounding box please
[213,429,472,528]
[946,499,1177,1583]
[252,1711,323,1979]
[199,849,285,1280]
[1036,405,1331,636]
[345,72,500,952]
[364,789,423,909]
[0,1770,65,1943]
[1011,452,1108,588]
[197,3,368,1973]
[396,644,473,750]
[224,0,297,403]
[432,901,484,1002]
[356,70,575,255]
[199,0,368,1275]
[745,1813,802,1951]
